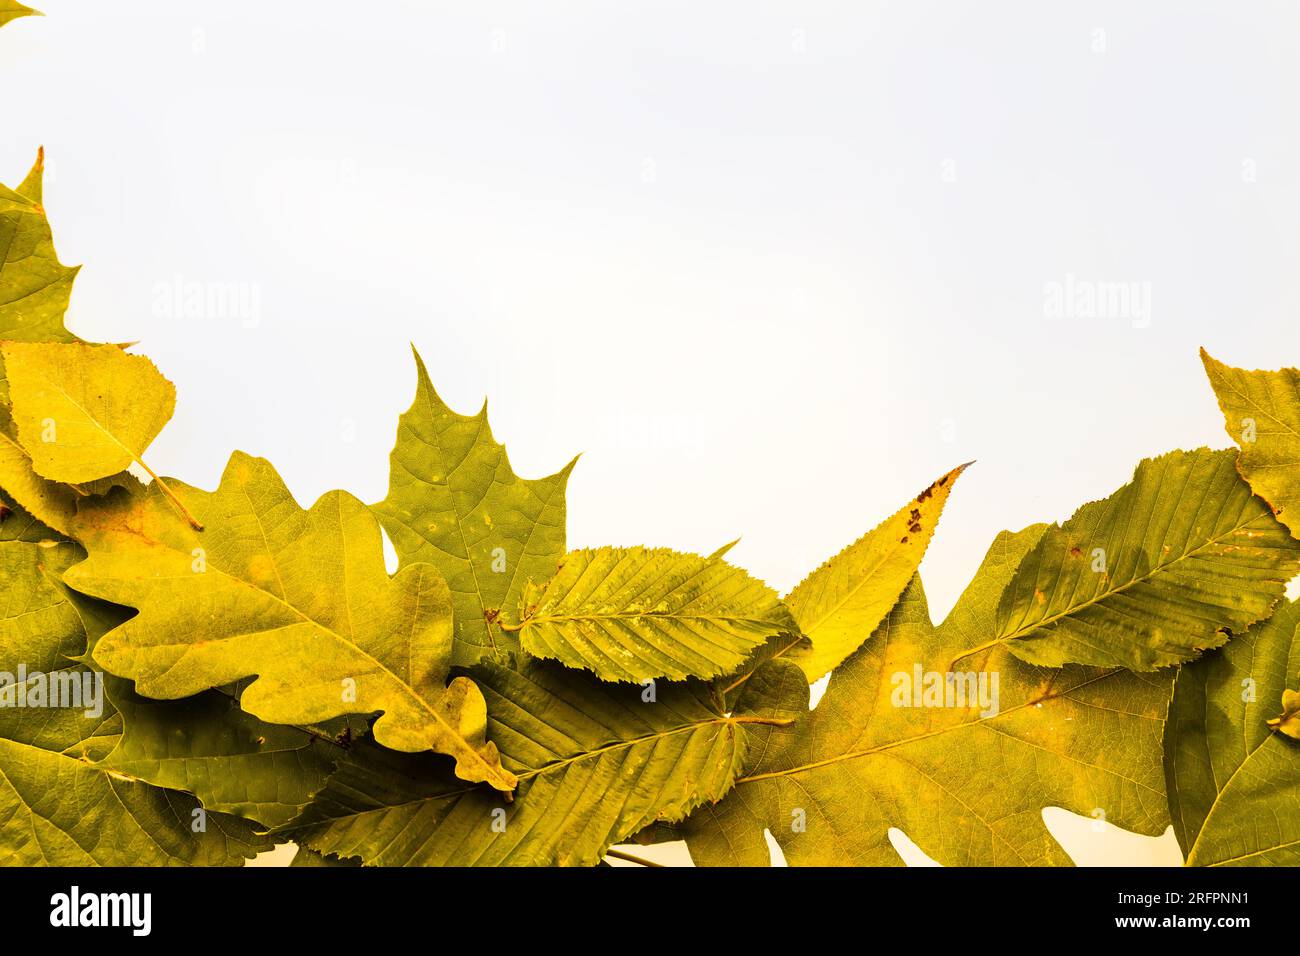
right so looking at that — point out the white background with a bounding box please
[5,0,1299,866]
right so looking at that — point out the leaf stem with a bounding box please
[726,715,796,727]
[135,456,204,531]
[947,637,1001,670]
[605,848,663,867]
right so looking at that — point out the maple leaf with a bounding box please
[0,540,269,865]
[0,150,80,404]
[0,155,146,536]
[680,527,1175,866]
[966,447,1300,671]
[1165,596,1300,866]
[280,659,802,866]
[1201,349,1300,540]
[504,545,798,682]
[373,348,575,667]
[65,451,517,792]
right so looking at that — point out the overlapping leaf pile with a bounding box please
[2,12,1298,868]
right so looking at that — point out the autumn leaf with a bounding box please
[280,659,801,866]
[505,545,798,683]
[0,150,81,405]
[0,540,269,865]
[1165,596,1300,866]
[3,341,169,479]
[0,490,57,543]
[65,451,517,792]
[975,448,1300,671]
[373,348,575,667]
[779,463,968,683]
[1273,687,1300,740]
[0,2,38,30]
[680,527,1174,866]
[1201,349,1300,539]
[101,683,340,829]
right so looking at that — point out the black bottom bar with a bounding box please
[0,866,1272,940]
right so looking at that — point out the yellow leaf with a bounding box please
[3,341,174,484]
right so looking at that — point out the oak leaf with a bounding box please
[65,451,517,792]
[681,527,1175,866]
[0,540,269,865]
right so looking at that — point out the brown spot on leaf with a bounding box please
[1069,546,1082,558]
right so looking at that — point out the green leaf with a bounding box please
[1165,596,1300,866]
[0,2,38,30]
[373,348,575,667]
[681,528,1175,866]
[986,448,1300,671]
[0,540,269,865]
[1201,349,1300,539]
[506,545,798,683]
[281,659,799,866]
[0,540,87,671]
[66,451,517,792]
[100,684,340,829]
[781,463,969,682]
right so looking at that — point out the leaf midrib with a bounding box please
[101,498,510,789]
[734,669,1135,786]
[280,714,745,830]
[999,507,1277,646]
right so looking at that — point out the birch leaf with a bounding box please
[507,546,798,683]
[1201,349,1300,539]
[373,348,575,667]
[991,448,1300,671]
[281,659,799,866]
[0,540,269,866]
[682,528,1175,866]
[1166,596,1300,866]
[65,451,517,792]
[3,341,175,485]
